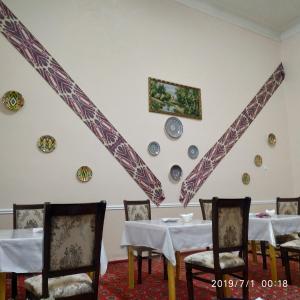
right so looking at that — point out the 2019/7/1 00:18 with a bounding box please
[211,279,288,288]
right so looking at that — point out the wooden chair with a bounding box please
[260,197,300,270]
[185,197,251,300]
[25,201,106,300]
[123,200,167,284]
[281,239,300,284]
[12,204,44,299]
[199,199,212,221]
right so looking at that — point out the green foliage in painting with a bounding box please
[148,78,201,120]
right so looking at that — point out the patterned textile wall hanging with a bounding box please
[180,63,285,206]
[0,1,165,205]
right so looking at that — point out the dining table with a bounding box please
[121,214,300,300]
[0,228,108,300]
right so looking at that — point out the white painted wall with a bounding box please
[282,33,300,196]
[0,0,291,259]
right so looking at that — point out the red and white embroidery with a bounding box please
[180,64,285,206]
[0,1,165,205]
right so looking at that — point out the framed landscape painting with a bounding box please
[148,77,202,120]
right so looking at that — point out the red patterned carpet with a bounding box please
[6,254,300,299]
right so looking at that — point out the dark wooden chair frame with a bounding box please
[199,199,212,221]
[26,201,106,300]
[281,243,300,284]
[12,203,45,299]
[260,197,300,270]
[123,200,167,284]
[186,197,251,300]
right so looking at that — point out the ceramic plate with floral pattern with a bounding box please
[188,145,199,159]
[242,172,250,185]
[165,117,183,139]
[148,141,160,156]
[77,166,93,182]
[254,154,262,167]
[268,133,276,146]
[170,165,182,181]
[2,90,24,111]
[37,135,56,153]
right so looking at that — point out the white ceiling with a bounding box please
[176,0,300,40]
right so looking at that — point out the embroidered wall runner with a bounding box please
[180,63,285,206]
[0,1,165,205]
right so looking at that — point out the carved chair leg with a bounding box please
[148,251,152,274]
[185,263,194,300]
[11,272,18,299]
[137,251,143,284]
[260,241,267,270]
[282,248,292,284]
[163,256,168,280]
[242,269,249,300]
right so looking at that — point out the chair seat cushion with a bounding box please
[276,232,300,245]
[25,273,93,298]
[184,251,244,269]
[281,239,300,249]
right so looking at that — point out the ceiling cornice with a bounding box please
[175,0,283,41]
[281,22,300,40]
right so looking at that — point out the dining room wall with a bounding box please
[281,33,300,197]
[0,0,293,259]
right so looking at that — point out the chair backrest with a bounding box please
[42,201,106,298]
[13,204,44,229]
[212,197,251,269]
[123,200,151,221]
[199,199,212,220]
[276,197,300,215]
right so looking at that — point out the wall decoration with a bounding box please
[180,64,285,206]
[149,77,201,120]
[76,166,93,182]
[188,145,199,159]
[2,90,24,111]
[0,2,165,206]
[148,141,160,156]
[268,133,276,146]
[165,117,183,139]
[242,173,250,185]
[37,135,56,153]
[170,165,183,181]
[254,154,262,167]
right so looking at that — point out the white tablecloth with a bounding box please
[0,229,108,274]
[121,215,300,266]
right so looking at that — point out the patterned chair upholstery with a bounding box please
[13,204,44,229]
[12,204,44,299]
[25,201,106,300]
[124,200,167,284]
[276,197,300,244]
[185,197,251,300]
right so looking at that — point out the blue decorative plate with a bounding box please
[148,141,160,156]
[170,165,182,181]
[165,117,183,139]
[188,145,199,159]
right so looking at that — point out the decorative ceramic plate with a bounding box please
[37,135,56,153]
[188,145,199,159]
[148,141,160,156]
[170,165,182,181]
[2,91,24,111]
[165,117,183,139]
[242,173,250,185]
[77,166,93,182]
[254,154,262,167]
[268,133,276,146]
